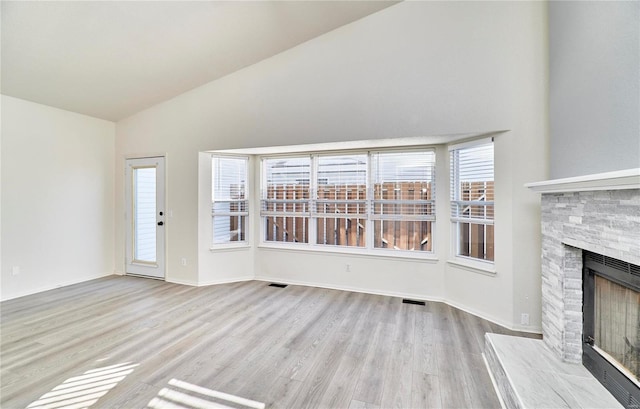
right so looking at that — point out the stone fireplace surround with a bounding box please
[527,168,640,364]
[483,169,639,409]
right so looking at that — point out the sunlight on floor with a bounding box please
[147,378,265,409]
[26,362,139,409]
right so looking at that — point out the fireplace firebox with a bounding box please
[583,251,640,408]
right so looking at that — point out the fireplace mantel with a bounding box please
[525,168,640,194]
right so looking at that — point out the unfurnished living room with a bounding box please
[1,1,639,408]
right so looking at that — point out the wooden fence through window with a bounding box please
[263,182,434,251]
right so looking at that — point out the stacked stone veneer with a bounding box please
[541,189,640,363]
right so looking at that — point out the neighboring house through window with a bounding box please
[211,155,248,245]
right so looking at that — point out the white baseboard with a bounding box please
[1,272,116,302]
[254,275,444,304]
[166,276,254,287]
[445,298,542,335]
[198,276,254,287]
[254,274,542,335]
[165,277,199,286]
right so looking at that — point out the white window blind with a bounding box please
[449,140,494,261]
[371,150,435,220]
[261,157,311,243]
[315,154,367,247]
[450,142,494,222]
[259,148,436,254]
[371,150,435,252]
[315,155,367,218]
[212,156,248,244]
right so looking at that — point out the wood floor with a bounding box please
[1,276,538,409]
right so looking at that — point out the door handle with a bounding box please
[157,221,164,226]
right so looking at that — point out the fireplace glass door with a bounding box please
[595,275,640,382]
[583,251,640,408]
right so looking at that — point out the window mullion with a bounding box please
[366,151,374,251]
[309,154,318,245]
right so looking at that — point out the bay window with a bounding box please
[261,157,311,243]
[260,149,436,255]
[371,151,435,252]
[449,139,494,262]
[211,155,248,245]
[315,154,368,247]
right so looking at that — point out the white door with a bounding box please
[125,157,165,279]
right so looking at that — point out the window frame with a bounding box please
[259,148,437,259]
[261,155,312,245]
[448,138,495,267]
[210,154,250,248]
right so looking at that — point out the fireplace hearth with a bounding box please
[583,251,640,407]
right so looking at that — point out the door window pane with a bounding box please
[134,168,156,262]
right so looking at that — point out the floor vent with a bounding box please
[268,283,288,288]
[402,298,425,306]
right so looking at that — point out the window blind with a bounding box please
[261,157,311,216]
[212,156,248,244]
[371,150,435,221]
[450,142,494,223]
[315,154,367,218]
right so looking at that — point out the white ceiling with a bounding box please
[1,1,397,122]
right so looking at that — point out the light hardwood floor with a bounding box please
[1,276,538,409]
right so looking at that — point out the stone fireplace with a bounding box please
[528,168,640,405]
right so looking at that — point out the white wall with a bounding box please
[197,152,254,286]
[1,95,115,300]
[115,1,548,331]
[549,1,640,179]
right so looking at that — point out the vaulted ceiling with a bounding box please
[1,1,397,121]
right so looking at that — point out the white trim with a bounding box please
[525,168,640,193]
[253,276,444,303]
[447,135,494,151]
[446,297,542,334]
[165,277,199,286]
[209,243,252,252]
[1,272,115,301]
[257,242,439,262]
[166,276,254,287]
[198,276,254,287]
[209,132,506,156]
[447,258,497,275]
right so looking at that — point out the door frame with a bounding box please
[124,155,167,280]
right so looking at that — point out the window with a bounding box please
[449,140,494,262]
[260,149,436,255]
[315,154,367,247]
[371,151,435,252]
[211,156,248,245]
[261,157,311,243]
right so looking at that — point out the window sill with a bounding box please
[257,242,439,262]
[209,243,251,252]
[447,258,496,276]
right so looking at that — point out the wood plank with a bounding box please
[411,371,442,409]
[1,276,539,409]
[380,341,413,408]
[352,322,395,405]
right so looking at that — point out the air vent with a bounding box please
[402,299,425,306]
[605,256,632,274]
[268,283,288,288]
